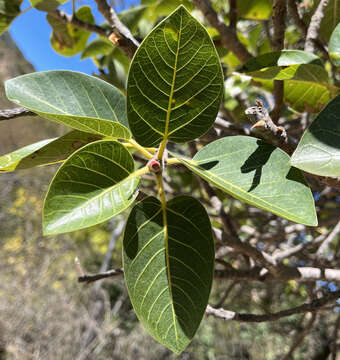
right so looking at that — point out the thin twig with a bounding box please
[0,107,37,121]
[228,0,237,31]
[214,281,238,308]
[192,0,252,62]
[78,268,123,283]
[316,220,340,257]
[305,0,329,53]
[288,0,329,58]
[48,9,110,37]
[214,264,340,283]
[271,0,286,123]
[331,314,340,360]
[281,313,317,360]
[206,289,340,322]
[94,0,139,59]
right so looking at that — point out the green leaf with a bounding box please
[0,0,22,35]
[253,78,340,113]
[290,94,340,177]
[329,23,340,67]
[0,130,101,173]
[5,70,131,139]
[30,0,68,12]
[47,6,94,56]
[247,64,328,82]
[175,136,317,226]
[123,196,214,354]
[43,140,140,235]
[127,5,223,147]
[237,0,272,20]
[119,5,148,33]
[81,38,113,59]
[241,50,323,72]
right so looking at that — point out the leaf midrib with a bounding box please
[183,159,312,223]
[163,14,182,143]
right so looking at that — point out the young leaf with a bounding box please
[81,38,113,59]
[0,130,101,173]
[5,70,131,139]
[329,23,340,67]
[123,196,214,354]
[175,136,317,226]
[127,5,223,146]
[30,0,68,12]
[46,6,94,56]
[238,0,272,20]
[241,50,323,72]
[43,140,140,235]
[290,94,340,177]
[0,0,22,35]
[246,64,328,83]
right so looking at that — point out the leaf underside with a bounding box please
[177,136,317,226]
[291,94,340,177]
[5,70,131,139]
[127,5,223,146]
[123,196,214,354]
[43,140,140,235]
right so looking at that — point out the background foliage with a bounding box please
[1,0,340,359]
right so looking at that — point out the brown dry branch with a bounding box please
[192,0,252,62]
[206,289,340,322]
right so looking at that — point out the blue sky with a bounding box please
[9,0,139,74]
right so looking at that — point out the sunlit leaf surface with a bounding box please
[176,136,317,226]
[291,94,340,177]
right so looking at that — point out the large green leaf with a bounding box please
[0,0,22,35]
[127,5,223,146]
[123,196,214,354]
[237,0,272,20]
[0,130,101,173]
[290,94,340,177]
[176,136,317,226]
[5,70,131,139]
[30,0,68,11]
[241,50,323,72]
[47,6,94,56]
[329,23,340,67]
[43,140,140,235]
